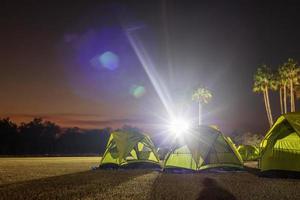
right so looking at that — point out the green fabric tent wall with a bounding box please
[99,130,160,167]
[259,113,300,172]
[238,145,259,161]
[164,126,243,171]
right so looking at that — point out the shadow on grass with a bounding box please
[259,170,300,179]
[0,169,152,200]
[150,173,236,200]
[149,173,201,199]
[243,165,261,176]
[149,172,237,200]
[99,162,161,170]
[197,177,236,200]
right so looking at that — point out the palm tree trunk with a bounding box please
[294,88,296,112]
[263,91,271,126]
[279,87,283,114]
[265,86,273,126]
[290,80,295,112]
[198,101,202,126]
[284,84,287,113]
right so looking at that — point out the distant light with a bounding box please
[99,51,119,70]
[168,117,190,137]
[130,85,146,98]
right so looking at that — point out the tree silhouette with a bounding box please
[278,64,289,114]
[0,118,111,155]
[253,65,275,127]
[280,58,300,112]
[0,118,18,154]
[192,87,212,125]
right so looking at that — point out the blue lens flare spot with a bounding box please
[99,51,119,70]
[130,85,146,98]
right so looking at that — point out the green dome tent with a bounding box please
[99,130,160,169]
[164,126,243,171]
[226,136,237,148]
[259,113,300,172]
[237,145,259,161]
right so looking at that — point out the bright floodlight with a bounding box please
[168,117,190,137]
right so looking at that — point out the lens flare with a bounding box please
[130,85,146,98]
[125,27,174,118]
[99,51,119,70]
[168,117,190,137]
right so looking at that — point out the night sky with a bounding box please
[1,0,300,134]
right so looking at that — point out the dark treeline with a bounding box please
[0,118,110,155]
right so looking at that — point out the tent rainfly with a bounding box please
[99,130,160,168]
[238,145,259,161]
[259,113,300,172]
[164,126,243,171]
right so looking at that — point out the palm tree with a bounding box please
[278,64,289,113]
[295,85,300,101]
[275,73,285,114]
[192,87,212,126]
[281,58,300,112]
[253,65,274,127]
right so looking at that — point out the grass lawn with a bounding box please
[0,157,300,200]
